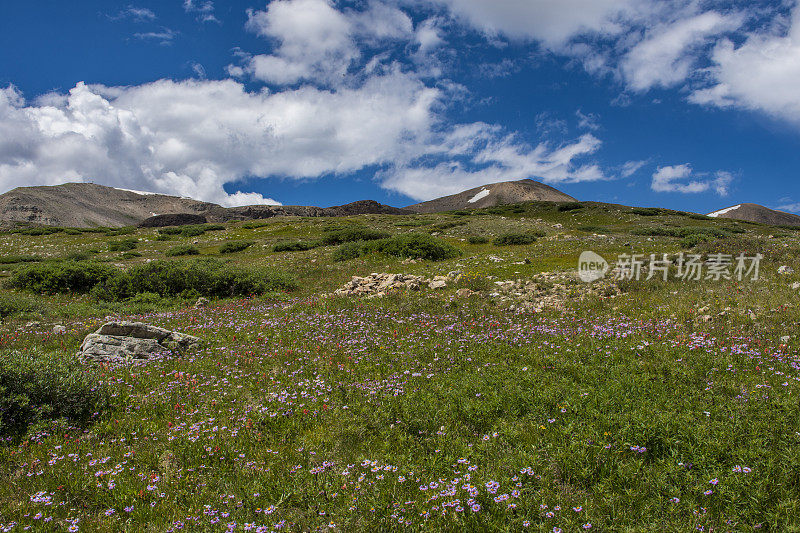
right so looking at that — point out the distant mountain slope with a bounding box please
[0,183,412,228]
[707,203,800,226]
[0,183,217,228]
[405,179,577,213]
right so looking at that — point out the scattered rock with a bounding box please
[792,282,800,290]
[194,297,210,308]
[429,279,447,289]
[780,335,791,344]
[335,273,428,297]
[52,325,66,335]
[778,265,795,274]
[698,315,713,323]
[25,321,41,328]
[401,258,417,265]
[456,288,474,298]
[78,321,201,363]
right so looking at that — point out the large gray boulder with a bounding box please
[78,321,201,363]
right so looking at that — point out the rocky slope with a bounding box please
[0,183,216,228]
[707,203,800,226]
[405,179,577,213]
[0,183,410,228]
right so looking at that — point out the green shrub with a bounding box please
[363,233,461,261]
[104,226,137,236]
[6,261,120,294]
[681,234,710,248]
[63,228,83,235]
[319,228,390,246]
[165,245,200,257]
[155,234,173,241]
[0,294,39,318]
[108,238,138,252]
[467,236,490,244]
[13,226,64,236]
[121,251,142,259]
[493,232,540,246]
[577,225,608,233]
[632,226,730,239]
[219,240,254,254]
[687,213,712,220]
[631,207,665,216]
[62,251,93,261]
[0,350,113,439]
[273,241,317,252]
[432,221,467,231]
[122,260,295,298]
[332,242,364,262]
[158,224,224,238]
[558,202,584,212]
[0,255,41,265]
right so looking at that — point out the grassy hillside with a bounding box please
[1,202,799,532]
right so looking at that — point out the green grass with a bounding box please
[0,203,799,531]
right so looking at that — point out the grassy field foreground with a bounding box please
[0,202,799,531]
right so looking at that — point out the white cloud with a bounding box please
[381,130,606,201]
[432,0,641,46]
[134,28,178,44]
[243,0,358,85]
[0,70,612,206]
[622,11,744,91]
[620,160,646,177]
[183,0,219,23]
[651,164,732,195]
[221,191,282,207]
[110,6,157,21]
[690,3,800,123]
[776,201,800,213]
[0,72,441,206]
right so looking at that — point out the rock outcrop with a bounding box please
[78,321,201,363]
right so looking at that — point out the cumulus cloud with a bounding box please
[380,128,607,200]
[690,3,800,123]
[243,0,358,85]
[651,164,732,195]
[0,68,613,206]
[621,11,744,91]
[432,0,641,47]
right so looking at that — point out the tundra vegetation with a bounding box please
[0,201,798,532]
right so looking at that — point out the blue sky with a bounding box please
[1,0,799,213]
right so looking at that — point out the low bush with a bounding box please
[104,226,137,236]
[158,224,225,238]
[219,240,254,254]
[332,242,364,262]
[681,234,710,248]
[467,236,490,244]
[6,261,119,294]
[319,228,390,246]
[686,213,712,220]
[0,255,41,265]
[0,350,113,440]
[631,226,730,239]
[631,207,663,216]
[273,241,317,252]
[493,232,541,246]
[558,202,584,212]
[107,238,138,252]
[364,233,460,261]
[121,251,142,259]
[432,221,467,231]
[0,294,39,318]
[13,226,63,236]
[165,245,200,257]
[576,225,608,233]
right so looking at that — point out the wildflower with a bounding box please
[709,478,719,485]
